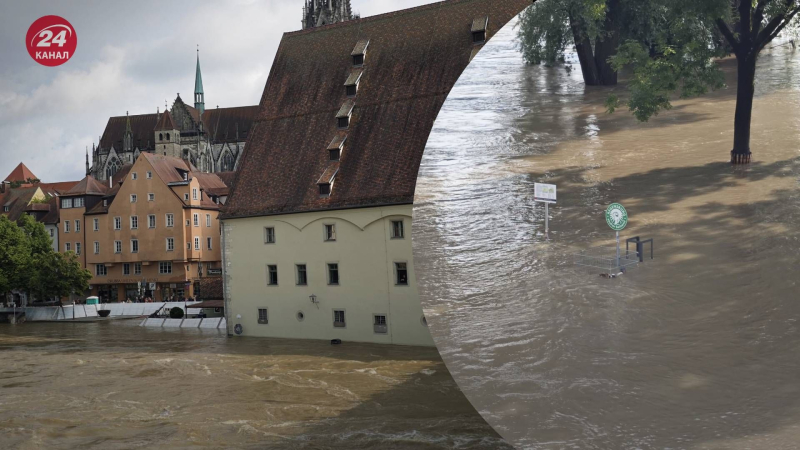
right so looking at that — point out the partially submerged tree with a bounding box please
[608,0,800,164]
[517,0,621,85]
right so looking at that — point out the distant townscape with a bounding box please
[1,0,530,346]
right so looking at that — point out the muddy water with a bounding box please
[414,19,800,450]
[0,322,510,449]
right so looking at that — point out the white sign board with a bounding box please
[534,183,557,204]
[148,283,156,291]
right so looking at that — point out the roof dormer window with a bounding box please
[472,17,488,44]
[336,101,354,129]
[351,39,369,67]
[317,164,339,198]
[345,69,363,97]
[328,135,347,161]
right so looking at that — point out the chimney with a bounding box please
[0,182,5,194]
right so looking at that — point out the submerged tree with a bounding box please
[517,0,621,85]
[608,0,800,164]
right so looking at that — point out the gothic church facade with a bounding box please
[88,53,258,181]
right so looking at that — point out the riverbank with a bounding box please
[0,321,510,449]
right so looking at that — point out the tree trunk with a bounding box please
[731,55,757,164]
[594,0,621,85]
[568,13,601,86]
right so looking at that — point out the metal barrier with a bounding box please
[626,237,654,263]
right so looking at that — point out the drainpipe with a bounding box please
[221,221,230,336]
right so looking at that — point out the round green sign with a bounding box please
[605,203,628,231]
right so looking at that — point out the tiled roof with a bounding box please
[41,196,59,225]
[38,181,80,196]
[154,110,178,131]
[197,277,223,300]
[202,106,260,144]
[65,176,108,196]
[0,186,40,221]
[215,171,237,189]
[99,114,159,151]
[4,163,37,182]
[222,0,532,219]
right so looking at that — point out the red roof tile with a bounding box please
[65,176,108,196]
[222,0,532,219]
[99,114,159,151]
[4,163,37,182]
[154,110,178,131]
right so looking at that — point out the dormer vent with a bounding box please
[317,163,340,197]
[328,135,347,161]
[345,69,363,97]
[472,17,488,44]
[351,39,369,67]
[336,100,355,129]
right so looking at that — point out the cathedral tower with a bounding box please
[194,50,205,114]
[302,0,355,30]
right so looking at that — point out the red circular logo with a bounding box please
[26,16,77,67]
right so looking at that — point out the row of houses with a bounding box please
[2,157,229,304]
[4,0,531,346]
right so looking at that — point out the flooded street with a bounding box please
[0,322,508,449]
[414,18,800,450]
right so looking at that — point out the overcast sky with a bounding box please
[0,0,438,183]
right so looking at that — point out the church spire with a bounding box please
[85,146,90,176]
[194,47,205,114]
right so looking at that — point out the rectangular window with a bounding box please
[192,188,198,200]
[148,215,156,228]
[61,198,73,209]
[328,263,339,285]
[114,241,122,254]
[374,314,388,334]
[49,228,54,238]
[94,242,100,254]
[206,214,211,227]
[148,193,155,202]
[123,263,131,275]
[391,220,404,239]
[166,214,174,227]
[64,242,71,252]
[131,239,139,253]
[130,216,138,229]
[353,54,364,66]
[159,262,172,274]
[114,217,121,230]
[346,84,357,97]
[193,214,199,227]
[131,172,138,180]
[64,220,70,233]
[267,265,278,286]
[265,227,276,244]
[334,309,346,328]
[207,237,212,250]
[166,238,174,251]
[258,308,268,325]
[130,194,137,203]
[93,218,99,231]
[75,242,81,255]
[134,263,142,275]
[395,262,409,285]
[75,220,80,232]
[324,224,336,242]
[146,171,152,179]
[96,264,107,276]
[194,237,200,251]
[184,193,189,201]
[296,264,307,286]
[74,197,84,208]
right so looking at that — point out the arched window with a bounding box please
[166,133,170,141]
[105,157,121,180]
[159,133,163,141]
[222,152,235,172]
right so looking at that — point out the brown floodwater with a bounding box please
[414,18,800,450]
[0,321,510,449]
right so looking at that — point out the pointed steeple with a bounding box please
[85,146,90,176]
[124,111,133,151]
[194,47,205,115]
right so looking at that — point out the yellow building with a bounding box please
[59,153,228,302]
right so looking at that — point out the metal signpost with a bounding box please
[605,203,628,269]
[534,183,557,238]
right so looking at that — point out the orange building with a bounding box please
[59,153,227,302]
